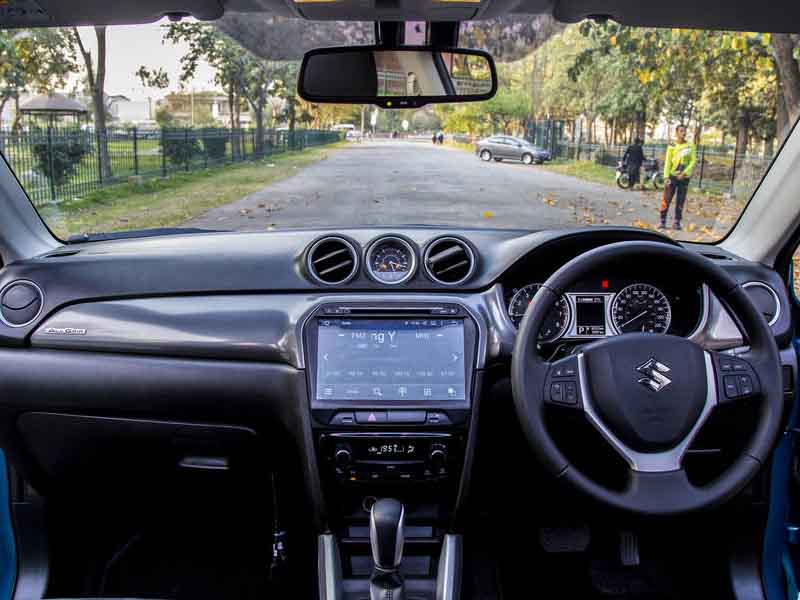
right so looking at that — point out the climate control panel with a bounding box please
[318,433,461,484]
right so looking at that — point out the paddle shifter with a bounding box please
[369,498,406,600]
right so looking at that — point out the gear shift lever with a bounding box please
[369,498,406,600]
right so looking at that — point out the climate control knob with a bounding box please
[428,443,447,469]
[334,444,353,467]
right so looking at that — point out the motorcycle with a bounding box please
[615,161,632,189]
[616,158,665,190]
[643,157,665,190]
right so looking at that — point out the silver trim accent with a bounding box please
[742,281,781,326]
[317,533,343,600]
[564,292,616,339]
[370,502,405,569]
[305,236,359,286]
[436,534,462,600]
[423,236,476,286]
[365,236,417,285]
[686,284,712,345]
[577,351,718,473]
[0,279,44,328]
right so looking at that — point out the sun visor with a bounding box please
[293,0,483,22]
[552,0,800,33]
[0,0,223,28]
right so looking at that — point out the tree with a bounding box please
[0,28,78,130]
[771,34,800,132]
[72,27,111,179]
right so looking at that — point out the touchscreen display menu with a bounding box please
[316,318,466,402]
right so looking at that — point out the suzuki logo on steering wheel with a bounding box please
[636,357,672,392]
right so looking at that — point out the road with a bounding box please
[185,141,715,235]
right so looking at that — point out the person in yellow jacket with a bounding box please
[659,124,697,230]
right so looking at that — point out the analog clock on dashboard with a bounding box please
[366,237,416,285]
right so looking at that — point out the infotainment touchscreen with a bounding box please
[315,318,466,402]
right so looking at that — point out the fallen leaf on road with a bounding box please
[632,219,653,230]
[482,211,494,218]
[542,197,557,206]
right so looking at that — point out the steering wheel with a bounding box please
[510,241,783,515]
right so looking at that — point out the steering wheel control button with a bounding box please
[564,382,578,404]
[738,375,754,396]
[355,411,388,424]
[552,358,578,378]
[723,376,740,399]
[714,354,760,404]
[550,382,563,402]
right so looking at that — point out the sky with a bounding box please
[74,20,217,100]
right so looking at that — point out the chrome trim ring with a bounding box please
[0,280,44,328]
[423,236,476,286]
[742,281,781,326]
[305,236,360,286]
[365,236,417,286]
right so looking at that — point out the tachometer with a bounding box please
[508,283,570,341]
[611,283,672,334]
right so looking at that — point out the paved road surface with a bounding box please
[185,141,711,234]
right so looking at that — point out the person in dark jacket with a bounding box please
[622,138,645,190]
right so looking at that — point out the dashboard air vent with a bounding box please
[424,237,476,285]
[742,281,780,326]
[306,237,359,285]
[0,280,44,327]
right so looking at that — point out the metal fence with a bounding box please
[0,126,342,207]
[551,141,772,197]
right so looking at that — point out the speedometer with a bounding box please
[611,283,672,334]
[508,283,570,341]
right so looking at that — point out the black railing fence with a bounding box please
[0,126,342,207]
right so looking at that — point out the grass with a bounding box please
[40,143,345,240]
[538,159,619,187]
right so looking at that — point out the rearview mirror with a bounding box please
[298,46,497,109]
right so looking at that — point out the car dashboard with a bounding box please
[0,224,793,598]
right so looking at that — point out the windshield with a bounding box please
[0,21,797,243]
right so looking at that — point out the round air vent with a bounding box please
[742,281,780,326]
[0,280,44,327]
[423,237,476,285]
[306,237,359,285]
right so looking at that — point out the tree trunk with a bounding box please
[734,112,751,172]
[771,34,800,124]
[0,96,8,132]
[635,110,646,141]
[255,100,264,157]
[776,72,790,145]
[11,94,21,133]
[693,121,703,145]
[73,26,111,180]
[227,84,238,159]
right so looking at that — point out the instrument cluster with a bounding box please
[504,275,703,343]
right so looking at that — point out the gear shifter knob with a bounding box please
[370,498,405,571]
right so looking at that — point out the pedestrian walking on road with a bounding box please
[659,124,697,230]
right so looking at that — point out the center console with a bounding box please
[304,301,481,599]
